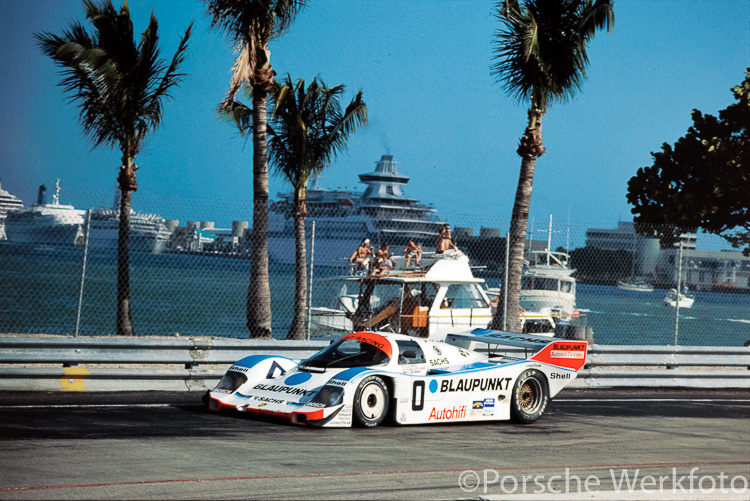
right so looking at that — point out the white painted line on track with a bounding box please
[0,403,176,409]
[0,398,748,410]
[555,398,750,403]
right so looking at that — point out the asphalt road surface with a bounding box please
[0,389,748,500]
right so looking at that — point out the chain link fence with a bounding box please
[1,189,749,346]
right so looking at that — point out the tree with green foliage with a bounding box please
[569,246,632,284]
[204,0,306,339]
[627,69,750,254]
[36,0,191,336]
[489,0,614,332]
[267,77,367,339]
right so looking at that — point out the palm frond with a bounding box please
[218,95,255,137]
[36,0,192,154]
[204,0,305,103]
[203,0,306,44]
[266,76,367,190]
[492,0,613,111]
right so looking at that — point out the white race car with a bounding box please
[205,329,587,427]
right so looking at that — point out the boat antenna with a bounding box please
[546,214,552,266]
[52,179,61,205]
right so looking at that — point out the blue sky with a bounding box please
[1,0,748,249]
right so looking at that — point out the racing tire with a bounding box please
[353,376,390,428]
[510,369,549,424]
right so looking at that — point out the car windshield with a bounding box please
[301,334,391,369]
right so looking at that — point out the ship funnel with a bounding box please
[165,219,179,232]
[232,221,249,238]
[37,184,47,205]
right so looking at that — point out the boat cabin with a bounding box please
[310,252,494,340]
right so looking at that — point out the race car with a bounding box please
[204,329,587,427]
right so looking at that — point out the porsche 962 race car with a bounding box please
[205,329,586,427]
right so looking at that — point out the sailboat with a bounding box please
[664,242,695,308]
[617,278,654,292]
[617,231,654,292]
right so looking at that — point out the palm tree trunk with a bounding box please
[287,186,307,340]
[491,108,545,332]
[116,155,136,336]
[246,90,273,339]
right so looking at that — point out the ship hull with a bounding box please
[4,218,82,246]
[88,224,168,254]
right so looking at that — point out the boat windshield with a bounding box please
[301,335,391,369]
[522,277,559,291]
[521,277,574,293]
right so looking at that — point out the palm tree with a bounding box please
[266,76,367,340]
[490,0,613,332]
[204,0,305,339]
[36,0,191,336]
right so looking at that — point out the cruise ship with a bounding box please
[267,154,446,267]
[87,187,171,254]
[4,180,85,246]
[0,181,24,240]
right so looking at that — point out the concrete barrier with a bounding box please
[0,336,747,391]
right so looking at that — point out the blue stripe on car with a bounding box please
[232,355,284,369]
[330,367,372,382]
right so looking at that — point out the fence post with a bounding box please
[503,232,510,331]
[307,220,316,340]
[74,209,92,337]
[674,240,683,345]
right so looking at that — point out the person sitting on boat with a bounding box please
[435,224,457,254]
[370,244,394,276]
[349,238,374,271]
[404,240,423,267]
[380,255,394,271]
[376,243,390,261]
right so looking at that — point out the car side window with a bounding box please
[396,340,426,365]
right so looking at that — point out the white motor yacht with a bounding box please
[664,288,695,308]
[310,250,497,340]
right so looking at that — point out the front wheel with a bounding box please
[353,376,389,427]
[510,369,549,424]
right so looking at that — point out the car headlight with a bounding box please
[309,385,345,408]
[214,371,248,392]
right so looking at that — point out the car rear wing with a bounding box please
[446,328,553,351]
[446,329,587,371]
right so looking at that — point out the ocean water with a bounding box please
[577,284,750,346]
[1,243,749,346]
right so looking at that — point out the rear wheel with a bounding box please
[353,376,389,427]
[510,369,548,424]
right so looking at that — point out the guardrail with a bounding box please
[575,345,750,389]
[0,337,747,391]
[0,337,329,392]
